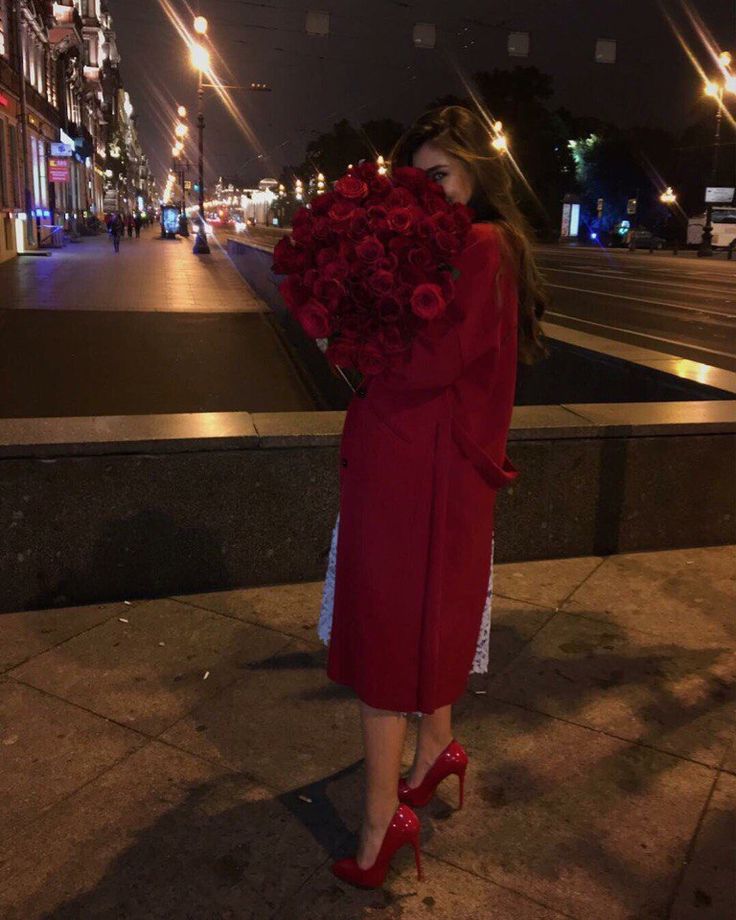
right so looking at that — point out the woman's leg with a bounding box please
[356,700,408,868]
[406,704,453,788]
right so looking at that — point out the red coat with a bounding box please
[326,221,520,714]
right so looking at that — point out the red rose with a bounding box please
[410,283,446,319]
[328,198,358,223]
[377,323,409,352]
[376,252,399,272]
[392,166,429,196]
[355,235,384,263]
[387,206,414,233]
[326,337,357,368]
[314,277,345,308]
[298,299,332,338]
[368,269,395,295]
[386,187,415,209]
[349,210,370,239]
[280,274,311,309]
[368,173,392,197]
[357,340,387,375]
[376,296,403,323]
[434,229,461,255]
[322,259,350,282]
[334,175,369,199]
[312,216,332,240]
[310,191,337,215]
[272,237,304,274]
[407,245,433,269]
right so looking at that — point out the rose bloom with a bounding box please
[407,245,433,269]
[358,340,388,375]
[280,274,311,309]
[334,175,369,199]
[322,259,350,282]
[368,269,395,295]
[326,337,357,368]
[355,235,384,263]
[376,295,403,323]
[328,198,357,224]
[377,323,409,353]
[272,237,305,274]
[298,299,333,338]
[387,206,414,233]
[434,229,461,255]
[310,191,337,215]
[410,283,446,320]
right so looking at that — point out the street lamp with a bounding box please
[191,17,211,254]
[699,54,735,257]
[177,105,188,118]
[660,187,677,205]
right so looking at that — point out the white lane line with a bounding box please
[547,282,736,319]
[545,311,736,360]
[541,266,736,298]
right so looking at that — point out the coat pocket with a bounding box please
[451,417,519,490]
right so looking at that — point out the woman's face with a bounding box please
[412,140,474,205]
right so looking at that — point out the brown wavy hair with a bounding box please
[390,106,550,365]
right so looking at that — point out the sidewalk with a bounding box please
[1,543,733,919]
[0,229,314,417]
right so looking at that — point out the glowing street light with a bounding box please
[177,105,188,118]
[193,15,208,35]
[172,142,183,156]
[660,187,677,205]
[191,43,210,73]
[491,120,508,153]
[376,154,387,175]
[175,122,188,139]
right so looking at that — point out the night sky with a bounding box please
[105,0,735,188]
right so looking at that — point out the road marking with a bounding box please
[540,266,736,298]
[547,282,736,319]
[545,311,736,360]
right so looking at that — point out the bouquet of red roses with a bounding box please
[271,162,473,375]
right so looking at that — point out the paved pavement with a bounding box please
[0,228,314,417]
[530,246,736,372]
[1,543,733,918]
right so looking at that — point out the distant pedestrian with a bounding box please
[134,212,142,238]
[109,212,123,253]
[126,214,134,239]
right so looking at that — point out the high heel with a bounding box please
[331,803,423,889]
[398,738,468,809]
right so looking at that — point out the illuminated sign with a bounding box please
[49,158,71,182]
[705,187,735,204]
[59,128,75,147]
[0,93,8,108]
[51,142,74,157]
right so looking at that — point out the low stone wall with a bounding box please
[1,406,734,614]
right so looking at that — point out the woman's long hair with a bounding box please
[390,106,549,365]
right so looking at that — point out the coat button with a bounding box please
[356,386,367,398]
[341,457,348,468]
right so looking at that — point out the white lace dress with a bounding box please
[318,512,494,717]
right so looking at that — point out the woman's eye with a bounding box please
[431,171,446,183]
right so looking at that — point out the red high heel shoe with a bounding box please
[398,738,468,809]
[331,803,423,889]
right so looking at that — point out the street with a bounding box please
[0,229,314,418]
[537,246,736,371]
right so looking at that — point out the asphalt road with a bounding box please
[536,246,736,372]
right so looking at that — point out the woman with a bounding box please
[321,105,549,888]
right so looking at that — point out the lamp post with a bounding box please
[699,53,735,257]
[192,16,211,254]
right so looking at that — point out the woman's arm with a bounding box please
[378,225,510,391]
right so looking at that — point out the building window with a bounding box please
[8,123,19,207]
[0,0,8,58]
[0,119,6,207]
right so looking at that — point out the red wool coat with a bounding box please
[326,221,520,714]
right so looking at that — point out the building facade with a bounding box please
[0,0,152,263]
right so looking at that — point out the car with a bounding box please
[610,228,665,250]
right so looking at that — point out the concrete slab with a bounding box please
[563,545,736,644]
[161,638,362,791]
[274,853,573,919]
[486,610,736,766]
[0,601,122,672]
[425,697,715,920]
[8,599,292,736]
[561,400,736,433]
[175,580,327,644]
[0,678,145,831]
[493,554,604,608]
[0,740,345,920]
[251,411,345,447]
[669,771,736,920]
